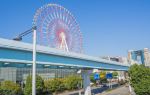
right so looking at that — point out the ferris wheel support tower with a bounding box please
[59,32,69,52]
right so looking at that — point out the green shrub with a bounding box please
[100,77,107,83]
[64,75,82,90]
[23,75,82,94]
[0,81,22,95]
[44,78,65,93]
[24,75,44,95]
[44,75,82,93]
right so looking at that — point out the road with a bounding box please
[57,83,120,95]
[96,86,130,95]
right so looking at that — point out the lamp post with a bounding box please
[32,26,37,95]
[13,26,37,95]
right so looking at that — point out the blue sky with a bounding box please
[0,0,150,57]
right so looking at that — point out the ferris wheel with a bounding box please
[33,4,83,53]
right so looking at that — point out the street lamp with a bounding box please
[13,28,33,41]
[13,26,37,95]
[32,26,37,95]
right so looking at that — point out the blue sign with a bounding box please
[94,73,100,80]
[106,73,113,79]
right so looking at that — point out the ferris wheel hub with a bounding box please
[59,32,66,39]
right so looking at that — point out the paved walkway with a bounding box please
[96,86,130,95]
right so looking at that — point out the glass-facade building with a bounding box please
[0,63,78,84]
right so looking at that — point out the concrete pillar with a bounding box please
[82,70,91,95]
[118,71,125,81]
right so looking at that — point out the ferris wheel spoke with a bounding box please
[48,7,55,20]
[52,7,57,19]
[58,6,62,20]
[56,7,60,19]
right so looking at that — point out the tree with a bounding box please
[24,75,44,95]
[128,64,150,95]
[90,74,96,84]
[0,81,22,95]
[112,71,118,78]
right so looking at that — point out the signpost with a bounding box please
[106,73,113,89]
[94,73,100,86]
[106,73,113,79]
[94,73,100,80]
[100,73,105,78]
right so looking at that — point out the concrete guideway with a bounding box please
[0,38,129,71]
[0,38,130,95]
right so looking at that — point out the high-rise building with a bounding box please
[144,48,150,67]
[128,48,150,67]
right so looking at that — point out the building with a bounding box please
[0,66,77,83]
[128,48,150,67]
[101,56,128,65]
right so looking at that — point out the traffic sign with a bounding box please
[106,73,113,79]
[94,73,100,80]
[100,73,105,78]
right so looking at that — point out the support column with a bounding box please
[118,71,125,81]
[82,70,91,95]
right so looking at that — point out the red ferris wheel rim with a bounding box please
[33,4,83,53]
